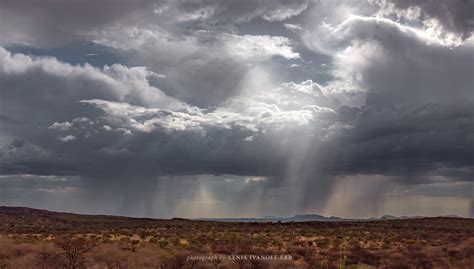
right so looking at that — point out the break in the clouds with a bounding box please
[0,0,473,218]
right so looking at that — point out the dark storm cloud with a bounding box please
[0,0,159,46]
[0,48,176,179]
[325,104,474,180]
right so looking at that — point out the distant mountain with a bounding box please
[196,214,443,222]
[380,215,398,220]
[196,215,346,222]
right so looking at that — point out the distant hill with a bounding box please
[0,206,464,225]
[196,215,349,222]
[197,213,463,222]
[0,206,192,234]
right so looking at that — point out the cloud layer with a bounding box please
[1,0,473,218]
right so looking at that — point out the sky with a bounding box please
[0,0,473,219]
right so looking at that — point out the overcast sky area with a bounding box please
[0,0,473,218]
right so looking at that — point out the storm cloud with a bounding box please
[0,0,473,218]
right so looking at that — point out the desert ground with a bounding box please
[0,206,473,269]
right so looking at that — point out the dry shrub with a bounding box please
[90,242,167,269]
[6,253,37,269]
[118,238,140,252]
[348,244,380,266]
[0,238,58,269]
[33,251,61,269]
[0,239,35,258]
[214,243,236,254]
[122,246,166,269]
[89,243,129,268]
[382,252,411,269]
[287,246,307,258]
[163,251,191,269]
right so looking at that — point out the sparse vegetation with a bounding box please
[0,207,473,268]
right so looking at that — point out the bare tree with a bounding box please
[55,238,93,269]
